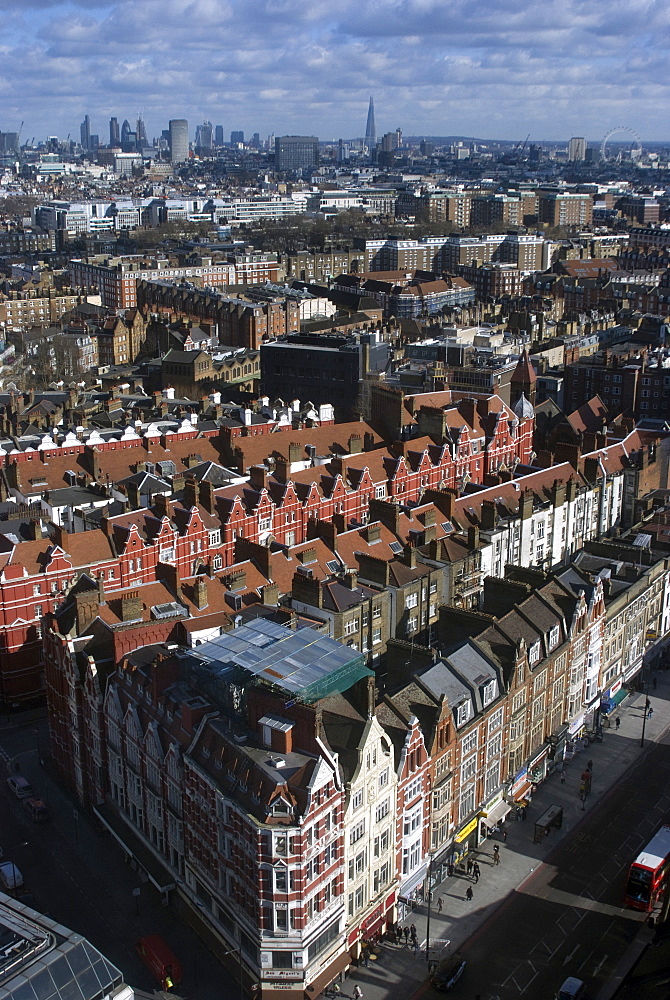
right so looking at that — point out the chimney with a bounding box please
[551,479,566,509]
[348,434,363,455]
[344,570,358,590]
[126,481,141,510]
[261,582,279,606]
[402,544,417,568]
[51,524,69,549]
[154,493,170,519]
[366,523,382,544]
[520,489,534,520]
[467,526,480,550]
[75,588,99,632]
[291,570,322,608]
[249,465,268,492]
[193,576,209,610]
[288,442,303,465]
[183,477,198,509]
[97,573,106,606]
[274,456,289,483]
[198,479,215,514]
[120,591,143,622]
[481,499,497,530]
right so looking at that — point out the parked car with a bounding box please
[431,952,467,991]
[23,798,48,822]
[6,776,33,799]
[0,862,24,890]
[556,977,586,1000]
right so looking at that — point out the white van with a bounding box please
[0,862,24,890]
[6,776,33,799]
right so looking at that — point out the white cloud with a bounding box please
[0,0,666,142]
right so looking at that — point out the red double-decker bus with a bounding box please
[624,824,670,911]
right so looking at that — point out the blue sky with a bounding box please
[0,0,667,145]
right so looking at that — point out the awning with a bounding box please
[512,780,532,802]
[483,800,511,827]
[304,950,351,997]
[263,990,304,1000]
[528,745,549,769]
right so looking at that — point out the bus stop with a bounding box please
[533,804,563,843]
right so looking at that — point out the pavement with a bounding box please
[341,670,670,1000]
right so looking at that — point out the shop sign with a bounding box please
[362,906,382,931]
[511,768,528,795]
[568,714,584,736]
[607,679,622,699]
[455,815,479,843]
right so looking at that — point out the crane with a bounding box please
[514,133,530,153]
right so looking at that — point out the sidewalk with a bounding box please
[343,673,670,1000]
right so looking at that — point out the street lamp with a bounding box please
[221,943,244,1000]
[424,851,435,968]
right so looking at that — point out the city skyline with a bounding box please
[0,0,667,145]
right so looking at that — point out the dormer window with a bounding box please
[482,680,497,706]
[549,625,560,650]
[529,641,541,665]
[456,702,470,727]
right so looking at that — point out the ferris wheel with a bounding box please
[600,125,642,161]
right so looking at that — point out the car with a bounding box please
[430,952,466,991]
[0,862,24,890]
[556,977,586,1000]
[23,798,48,822]
[6,776,33,799]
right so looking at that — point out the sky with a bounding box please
[0,0,667,146]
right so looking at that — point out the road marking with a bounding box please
[519,884,644,920]
[594,954,609,976]
[563,945,580,967]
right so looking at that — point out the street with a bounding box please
[0,716,238,999]
[423,733,670,999]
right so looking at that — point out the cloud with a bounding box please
[0,0,667,142]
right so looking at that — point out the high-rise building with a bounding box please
[121,119,132,148]
[169,118,189,163]
[230,130,244,144]
[80,114,91,150]
[275,135,319,172]
[109,117,120,147]
[251,132,261,148]
[365,95,376,149]
[195,121,213,149]
[136,115,147,149]
[568,136,587,162]
[214,124,224,146]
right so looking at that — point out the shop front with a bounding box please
[451,814,481,864]
[347,889,396,956]
[510,767,532,803]
[303,949,352,998]
[546,724,569,766]
[480,796,511,841]
[528,744,550,786]
[601,678,628,718]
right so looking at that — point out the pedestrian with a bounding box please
[413,940,420,957]
[353,986,363,1000]
[466,857,473,876]
[560,768,566,783]
[493,845,500,865]
[615,715,621,730]
[465,886,473,902]
[363,951,369,968]
[653,676,658,690]
[649,706,654,719]
[516,806,521,821]
[522,805,527,821]
[473,862,481,882]
[410,923,417,942]
[403,926,409,944]
[437,897,443,913]
[502,828,508,843]
[587,759,593,772]
[447,862,454,877]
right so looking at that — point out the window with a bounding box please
[488,707,504,734]
[379,768,389,788]
[528,641,541,665]
[352,788,363,810]
[405,593,418,610]
[350,820,365,844]
[33,585,41,596]
[34,605,43,619]
[462,730,478,755]
[487,732,502,759]
[375,798,390,822]
[461,753,477,783]
[405,776,422,802]
[372,628,382,645]
[344,618,359,636]
[482,680,497,706]
[549,624,560,650]
[209,530,221,547]
[456,702,470,727]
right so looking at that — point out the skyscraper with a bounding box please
[136,115,147,149]
[568,136,587,162]
[80,114,91,150]
[195,121,213,149]
[365,96,376,148]
[109,117,120,147]
[169,119,189,163]
[214,125,224,146]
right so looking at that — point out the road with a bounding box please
[426,736,670,1000]
[0,717,238,999]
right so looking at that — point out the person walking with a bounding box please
[437,897,443,913]
[649,706,654,719]
[413,939,420,958]
[560,767,566,783]
[353,986,363,1000]
[653,676,658,690]
[587,759,593,772]
[465,886,473,902]
[615,715,621,730]
[403,926,409,944]
[466,857,473,877]
[473,862,481,882]
[502,827,508,843]
[410,924,417,943]
[493,845,500,865]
